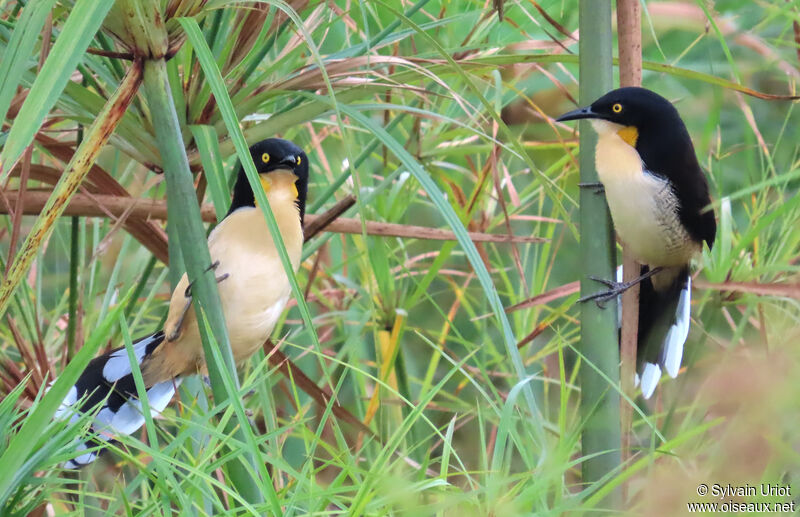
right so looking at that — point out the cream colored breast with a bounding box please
[207,204,303,363]
[594,129,696,267]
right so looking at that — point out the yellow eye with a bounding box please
[296,156,302,165]
[261,153,270,163]
[612,103,623,113]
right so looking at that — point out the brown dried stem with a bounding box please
[617,0,642,489]
[0,190,545,248]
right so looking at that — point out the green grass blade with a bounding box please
[0,0,115,176]
[0,0,58,125]
[334,102,547,453]
[0,289,133,504]
[190,124,229,222]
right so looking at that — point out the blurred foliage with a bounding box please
[0,0,798,514]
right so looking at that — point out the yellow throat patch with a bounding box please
[259,175,272,194]
[256,171,299,207]
[617,126,638,147]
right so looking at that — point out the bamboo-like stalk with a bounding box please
[617,0,643,474]
[577,0,621,507]
[141,58,263,504]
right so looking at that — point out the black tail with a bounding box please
[636,266,691,399]
[54,331,180,468]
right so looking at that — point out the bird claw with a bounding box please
[183,260,228,298]
[578,277,624,305]
[578,182,605,195]
[577,267,663,306]
[585,275,619,290]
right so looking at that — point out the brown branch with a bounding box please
[617,0,642,88]
[0,190,546,245]
[506,281,580,313]
[502,278,800,314]
[86,47,136,60]
[694,280,800,299]
[617,0,643,484]
[302,194,356,241]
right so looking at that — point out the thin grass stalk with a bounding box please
[577,0,621,506]
[141,58,263,505]
[67,91,85,361]
[0,60,143,320]
[67,217,79,359]
[124,256,158,318]
[616,0,643,475]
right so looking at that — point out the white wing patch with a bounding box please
[54,385,78,420]
[662,276,691,378]
[93,379,182,437]
[95,407,115,428]
[65,442,97,469]
[102,334,158,382]
[146,380,179,413]
[640,363,661,400]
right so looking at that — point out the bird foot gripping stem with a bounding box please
[578,266,663,308]
[167,260,230,341]
[578,181,605,195]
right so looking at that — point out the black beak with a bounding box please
[279,155,298,168]
[556,106,600,122]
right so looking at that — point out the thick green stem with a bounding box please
[166,207,184,289]
[577,0,621,507]
[141,58,263,504]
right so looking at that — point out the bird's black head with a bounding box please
[556,87,685,137]
[228,138,309,222]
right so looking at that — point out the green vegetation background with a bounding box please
[0,0,798,515]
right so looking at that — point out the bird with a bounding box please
[556,87,716,399]
[54,138,309,467]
